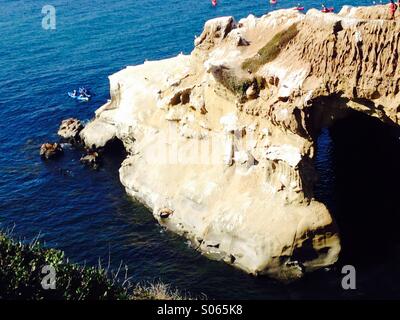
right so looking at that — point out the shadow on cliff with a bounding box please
[314,109,400,267]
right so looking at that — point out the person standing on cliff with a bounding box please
[389,0,397,20]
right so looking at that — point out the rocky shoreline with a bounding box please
[46,5,400,281]
[41,118,106,170]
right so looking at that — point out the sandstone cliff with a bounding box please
[80,6,400,280]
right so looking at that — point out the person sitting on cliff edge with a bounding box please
[389,0,398,20]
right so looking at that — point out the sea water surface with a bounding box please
[0,0,398,299]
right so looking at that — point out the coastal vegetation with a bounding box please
[217,67,265,98]
[242,23,299,73]
[0,231,185,300]
[218,70,254,96]
[217,24,299,98]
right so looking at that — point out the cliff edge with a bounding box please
[80,5,400,280]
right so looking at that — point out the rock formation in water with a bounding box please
[80,151,101,170]
[58,118,84,143]
[40,142,63,160]
[80,5,400,280]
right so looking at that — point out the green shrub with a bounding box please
[0,231,186,300]
[242,24,299,73]
[217,67,265,98]
[219,70,254,96]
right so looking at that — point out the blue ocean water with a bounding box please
[0,0,396,299]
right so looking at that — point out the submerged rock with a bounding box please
[80,151,101,169]
[40,143,63,160]
[58,118,84,143]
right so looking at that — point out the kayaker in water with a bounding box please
[71,90,77,98]
[79,87,90,97]
[389,0,398,19]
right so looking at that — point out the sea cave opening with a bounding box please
[313,107,400,270]
[100,138,127,168]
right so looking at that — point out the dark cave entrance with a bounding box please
[99,138,127,169]
[103,138,126,157]
[313,109,400,267]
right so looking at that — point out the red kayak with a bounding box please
[211,0,217,6]
[270,0,277,4]
[294,6,304,11]
[321,7,334,13]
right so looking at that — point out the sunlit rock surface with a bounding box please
[80,6,400,280]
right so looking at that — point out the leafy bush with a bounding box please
[242,24,299,73]
[219,70,254,96]
[0,231,185,300]
[217,67,265,98]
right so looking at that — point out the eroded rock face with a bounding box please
[80,120,116,149]
[194,16,238,48]
[80,6,400,280]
